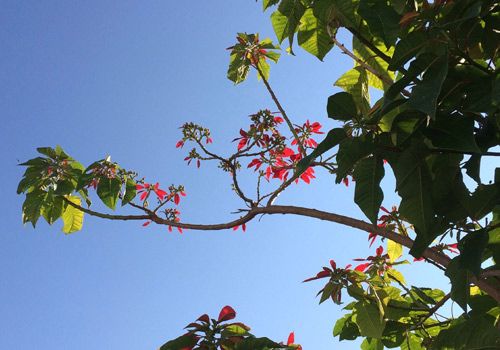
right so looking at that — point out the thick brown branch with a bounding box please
[64,199,500,303]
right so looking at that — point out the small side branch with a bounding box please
[254,64,306,156]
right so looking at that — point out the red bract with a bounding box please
[298,167,315,184]
[136,183,151,201]
[287,332,294,345]
[274,116,284,123]
[197,314,210,323]
[247,158,263,170]
[218,305,236,322]
[153,183,167,201]
[176,140,184,148]
[342,177,349,187]
[142,221,151,227]
[354,263,370,272]
[235,129,249,151]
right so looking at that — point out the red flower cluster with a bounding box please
[136,182,167,201]
[353,246,392,275]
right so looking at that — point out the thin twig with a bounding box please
[253,63,306,156]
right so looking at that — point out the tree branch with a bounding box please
[253,63,306,156]
[63,198,500,303]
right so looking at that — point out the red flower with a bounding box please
[274,116,284,124]
[287,332,294,345]
[176,140,184,148]
[142,221,151,227]
[206,137,213,144]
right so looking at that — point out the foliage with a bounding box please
[17,0,500,349]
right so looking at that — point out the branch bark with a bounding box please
[64,199,500,303]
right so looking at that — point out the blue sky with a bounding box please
[1,1,456,349]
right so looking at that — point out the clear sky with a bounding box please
[1,1,457,349]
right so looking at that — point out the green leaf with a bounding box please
[263,0,280,11]
[400,333,424,350]
[333,315,349,337]
[445,257,468,311]
[407,54,449,119]
[333,314,360,341]
[159,334,199,350]
[296,128,347,175]
[431,314,500,350]
[425,114,481,153]
[22,190,47,227]
[297,8,333,60]
[361,337,384,350]
[458,229,489,276]
[327,92,358,121]
[335,136,373,182]
[353,301,386,339]
[96,177,121,210]
[41,194,64,225]
[466,184,498,221]
[389,31,427,71]
[358,0,400,48]
[61,195,84,234]
[234,336,285,350]
[313,0,360,28]
[271,0,306,49]
[320,282,336,304]
[335,67,370,115]
[353,37,394,90]
[221,324,250,337]
[122,178,137,206]
[463,154,481,184]
[227,53,250,84]
[353,156,384,224]
[394,144,434,254]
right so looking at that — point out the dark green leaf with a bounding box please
[458,229,489,276]
[234,336,285,350]
[41,195,64,225]
[159,334,199,350]
[445,257,468,311]
[358,0,400,48]
[122,178,137,206]
[353,156,384,224]
[327,92,358,121]
[394,145,434,252]
[22,190,47,227]
[361,337,384,350]
[425,115,480,153]
[389,31,427,71]
[353,301,386,339]
[296,128,347,175]
[335,136,373,183]
[407,54,449,119]
[96,177,121,210]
